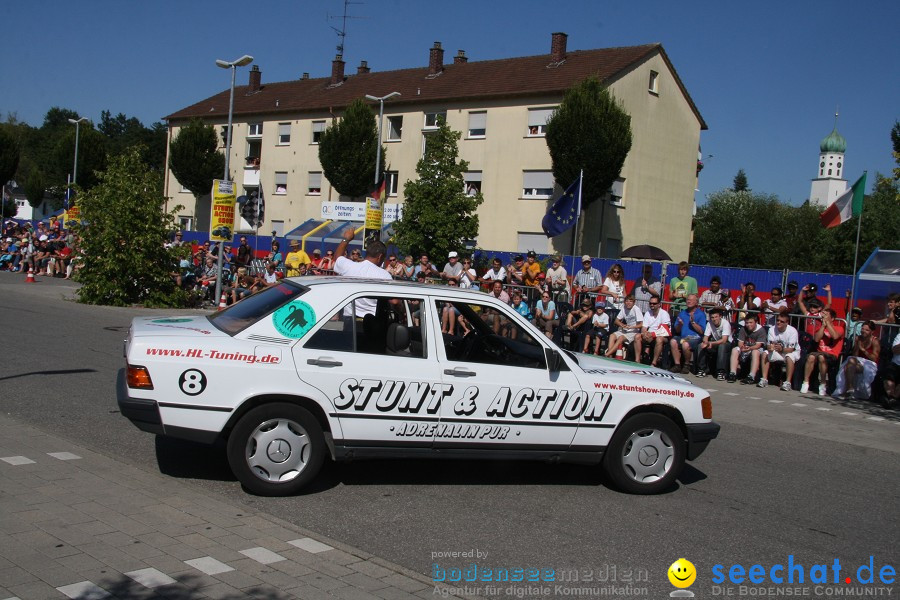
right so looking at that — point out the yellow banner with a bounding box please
[63,206,80,229]
[210,179,236,242]
[365,196,383,230]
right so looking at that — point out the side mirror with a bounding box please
[546,348,562,372]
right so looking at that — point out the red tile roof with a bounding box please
[165,43,706,130]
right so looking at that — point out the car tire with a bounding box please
[603,413,685,494]
[227,403,325,496]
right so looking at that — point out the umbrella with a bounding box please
[620,244,672,261]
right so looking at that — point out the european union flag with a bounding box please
[541,175,581,237]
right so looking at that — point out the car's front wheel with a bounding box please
[227,403,325,496]
[603,413,685,494]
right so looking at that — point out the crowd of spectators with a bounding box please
[1,218,81,279]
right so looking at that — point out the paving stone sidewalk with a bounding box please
[0,414,436,600]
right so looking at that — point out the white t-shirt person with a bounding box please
[334,253,391,317]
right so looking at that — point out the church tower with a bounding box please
[809,113,847,207]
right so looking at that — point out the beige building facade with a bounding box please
[165,33,706,260]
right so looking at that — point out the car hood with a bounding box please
[129,316,227,338]
[574,353,696,388]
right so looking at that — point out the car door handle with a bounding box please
[307,358,343,368]
[444,367,476,377]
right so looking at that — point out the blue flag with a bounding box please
[541,175,581,237]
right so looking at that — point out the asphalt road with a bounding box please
[2,271,898,598]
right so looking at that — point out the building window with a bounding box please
[180,184,191,194]
[220,125,231,147]
[424,111,446,129]
[464,171,482,196]
[311,121,325,144]
[517,233,548,255]
[278,123,291,145]
[828,169,832,176]
[422,131,437,158]
[385,171,399,196]
[308,172,322,195]
[247,122,263,137]
[527,108,554,136]
[522,171,554,198]
[387,116,403,141]
[467,111,486,138]
[649,70,659,94]
[245,139,261,167]
[179,216,193,231]
[604,238,622,260]
[274,172,288,195]
[609,177,625,207]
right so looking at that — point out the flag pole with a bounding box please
[849,170,867,311]
[570,169,583,258]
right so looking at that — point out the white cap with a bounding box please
[39,234,49,241]
[5,237,11,242]
[448,251,458,258]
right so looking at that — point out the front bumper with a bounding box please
[685,422,720,460]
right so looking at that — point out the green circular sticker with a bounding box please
[152,318,193,323]
[273,300,316,339]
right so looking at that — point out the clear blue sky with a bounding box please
[2,0,897,204]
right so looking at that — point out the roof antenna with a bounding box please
[328,0,365,58]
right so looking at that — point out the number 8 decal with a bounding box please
[179,369,207,396]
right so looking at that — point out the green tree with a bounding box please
[732,169,750,192]
[24,169,45,208]
[545,77,632,208]
[74,147,185,307]
[318,98,384,197]
[393,118,482,261]
[891,120,899,180]
[54,125,107,191]
[168,118,224,199]
[99,110,167,172]
[0,126,20,186]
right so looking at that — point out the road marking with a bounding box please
[126,568,176,588]
[816,407,832,411]
[748,396,761,400]
[289,537,334,553]
[240,547,286,564]
[840,412,858,416]
[705,388,718,393]
[57,582,111,599]
[866,416,885,422]
[48,452,81,461]
[723,392,739,396]
[791,403,807,407]
[769,400,784,403]
[0,456,35,465]
[185,556,234,575]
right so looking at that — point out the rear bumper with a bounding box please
[685,422,720,461]
[117,368,164,435]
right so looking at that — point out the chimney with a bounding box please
[454,50,468,64]
[428,41,444,75]
[357,60,370,74]
[331,55,345,85]
[301,72,309,80]
[248,65,261,92]
[551,32,568,63]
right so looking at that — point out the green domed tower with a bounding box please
[810,113,847,207]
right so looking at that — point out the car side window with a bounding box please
[304,296,426,358]
[436,300,546,369]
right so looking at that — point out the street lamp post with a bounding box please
[365,92,400,241]
[67,117,89,186]
[213,54,253,307]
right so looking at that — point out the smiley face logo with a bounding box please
[668,558,696,588]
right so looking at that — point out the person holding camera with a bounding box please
[759,311,800,390]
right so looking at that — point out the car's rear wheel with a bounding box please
[603,413,685,494]
[227,403,324,496]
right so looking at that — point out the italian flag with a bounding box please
[820,173,866,228]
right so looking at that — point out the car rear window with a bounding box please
[208,282,308,335]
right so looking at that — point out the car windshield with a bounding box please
[208,282,308,335]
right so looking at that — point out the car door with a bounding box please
[294,292,444,448]
[432,296,590,452]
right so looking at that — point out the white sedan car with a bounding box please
[118,278,719,495]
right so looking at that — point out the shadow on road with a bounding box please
[0,368,97,382]
[154,436,236,482]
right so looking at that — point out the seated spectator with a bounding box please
[727,313,767,384]
[459,258,478,289]
[440,251,463,284]
[600,263,627,316]
[265,240,283,271]
[759,312,800,390]
[882,308,900,404]
[697,307,731,379]
[506,255,526,288]
[480,257,507,287]
[546,256,569,303]
[605,295,643,359]
[784,281,800,314]
[488,280,510,305]
[760,287,787,328]
[636,296,671,368]
[585,306,610,355]
[533,291,558,338]
[54,242,73,278]
[229,268,254,304]
[198,256,218,299]
[800,308,845,395]
[318,249,336,273]
[310,248,323,268]
[235,236,252,269]
[833,320,880,400]
[564,299,595,351]
[699,275,730,311]
[523,251,543,289]
[736,282,761,326]
[844,306,863,347]
[0,237,19,271]
[386,254,405,278]
[668,294,706,374]
[284,240,311,276]
[193,240,211,265]
[632,262,661,313]
[511,291,533,320]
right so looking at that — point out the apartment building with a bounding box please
[164,33,706,259]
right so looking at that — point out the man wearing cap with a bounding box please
[573,255,602,306]
[507,255,526,287]
[699,275,730,311]
[546,255,569,302]
[523,251,543,289]
[284,239,311,277]
[310,248,323,268]
[440,251,463,284]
